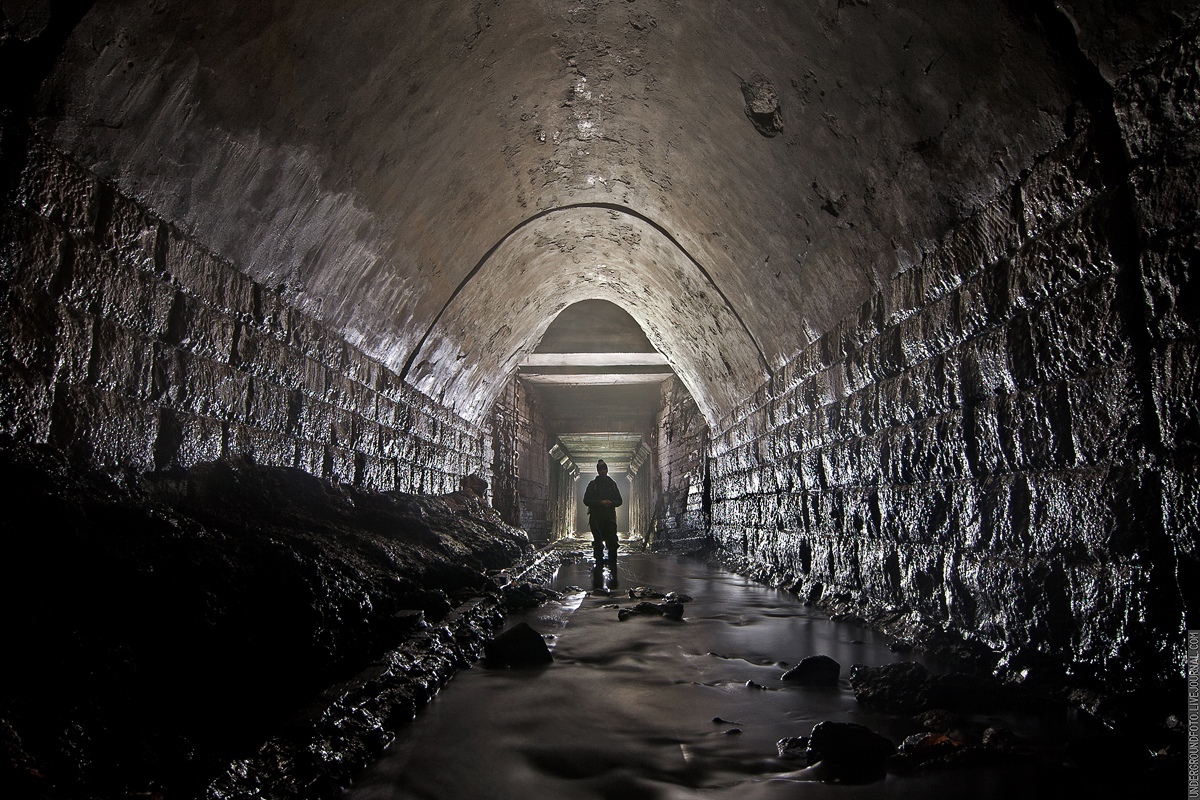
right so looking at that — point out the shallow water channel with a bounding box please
[345,553,1147,799]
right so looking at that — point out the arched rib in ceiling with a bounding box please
[405,205,767,427]
[35,0,1103,423]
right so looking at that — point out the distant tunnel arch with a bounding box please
[402,204,770,428]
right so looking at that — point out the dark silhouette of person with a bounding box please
[583,459,622,567]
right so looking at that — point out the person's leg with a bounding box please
[603,530,619,566]
[590,529,605,563]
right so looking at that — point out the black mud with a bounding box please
[0,440,533,799]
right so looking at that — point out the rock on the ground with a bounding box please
[617,600,686,621]
[781,654,840,686]
[805,721,895,783]
[777,736,809,758]
[484,621,553,668]
[849,661,1046,715]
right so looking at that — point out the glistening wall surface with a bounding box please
[490,377,551,540]
[708,27,1198,692]
[626,456,653,541]
[0,130,489,493]
[649,378,710,552]
[547,455,578,539]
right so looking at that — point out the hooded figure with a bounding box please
[583,459,623,566]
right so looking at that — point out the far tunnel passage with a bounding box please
[489,299,711,547]
[345,552,1169,800]
[573,468,630,534]
[405,205,771,430]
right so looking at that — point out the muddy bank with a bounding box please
[0,441,533,799]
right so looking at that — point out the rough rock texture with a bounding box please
[648,378,710,552]
[702,22,1198,709]
[482,621,554,668]
[0,3,1195,790]
[0,128,490,496]
[848,662,1045,716]
[21,0,1119,426]
[0,441,531,799]
[781,654,841,686]
[805,721,895,783]
[489,376,551,538]
[739,73,784,138]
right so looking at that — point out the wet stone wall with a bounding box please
[489,376,551,540]
[0,128,488,493]
[547,455,578,539]
[709,27,1198,694]
[650,377,710,552]
[626,455,653,540]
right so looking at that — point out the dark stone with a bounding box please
[483,621,553,668]
[777,736,809,758]
[913,708,963,734]
[849,662,1045,715]
[739,73,783,137]
[501,581,561,610]
[894,731,962,766]
[459,473,488,497]
[617,600,685,621]
[805,721,895,783]
[980,725,1018,749]
[660,600,685,620]
[848,661,936,714]
[781,654,841,686]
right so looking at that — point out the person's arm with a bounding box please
[610,480,622,509]
[583,480,597,509]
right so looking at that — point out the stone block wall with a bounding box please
[490,376,551,540]
[707,28,1198,691]
[649,377,710,552]
[625,440,654,539]
[547,453,579,539]
[0,129,489,494]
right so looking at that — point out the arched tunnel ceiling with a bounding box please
[406,204,765,424]
[27,0,1194,425]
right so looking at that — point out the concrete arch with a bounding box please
[404,205,770,427]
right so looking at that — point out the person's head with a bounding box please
[597,459,608,475]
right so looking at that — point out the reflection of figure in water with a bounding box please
[583,459,623,571]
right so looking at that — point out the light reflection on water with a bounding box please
[345,554,1113,800]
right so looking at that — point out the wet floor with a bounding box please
[345,553,1159,800]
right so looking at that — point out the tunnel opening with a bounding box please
[491,298,710,547]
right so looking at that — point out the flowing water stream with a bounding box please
[345,553,1156,799]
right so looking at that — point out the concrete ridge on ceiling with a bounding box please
[401,202,773,428]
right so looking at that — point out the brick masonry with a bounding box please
[691,27,1198,690]
[650,377,710,552]
[0,128,490,496]
[490,376,551,541]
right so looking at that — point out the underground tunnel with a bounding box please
[0,0,1196,797]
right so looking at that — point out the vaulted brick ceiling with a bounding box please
[29,0,1188,425]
